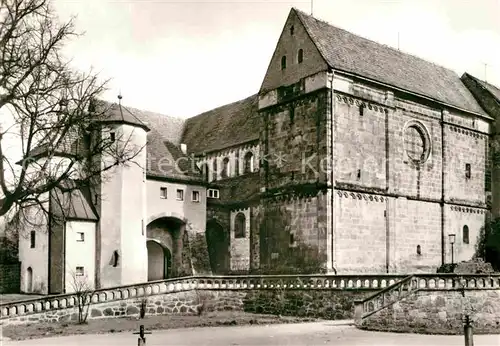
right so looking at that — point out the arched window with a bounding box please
[212,159,217,181]
[201,163,209,181]
[234,213,246,238]
[244,152,254,173]
[463,225,469,244]
[221,157,230,179]
[281,56,287,70]
[298,49,303,63]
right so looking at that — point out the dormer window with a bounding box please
[298,49,303,63]
[281,56,287,70]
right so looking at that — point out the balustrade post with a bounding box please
[353,299,363,325]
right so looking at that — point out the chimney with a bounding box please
[180,143,187,155]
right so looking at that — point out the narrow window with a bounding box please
[221,157,230,179]
[357,169,361,180]
[76,266,84,276]
[281,56,287,70]
[289,105,295,124]
[112,251,119,267]
[160,187,167,199]
[212,160,218,181]
[416,245,421,255]
[290,25,294,35]
[244,152,254,174]
[201,163,209,182]
[176,189,184,201]
[235,153,240,176]
[192,190,200,203]
[465,163,471,179]
[234,213,246,238]
[463,225,469,244]
[76,232,85,242]
[110,132,116,142]
[359,103,365,116]
[289,233,295,245]
[30,231,35,248]
[298,49,303,63]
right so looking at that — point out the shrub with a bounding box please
[475,218,500,272]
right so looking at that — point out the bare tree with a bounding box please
[0,0,145,230]
[68,268,95,324]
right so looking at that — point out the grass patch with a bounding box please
[2,311,319,341]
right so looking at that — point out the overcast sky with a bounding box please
[51,0,500,118]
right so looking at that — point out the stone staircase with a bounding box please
[354,273,500,328]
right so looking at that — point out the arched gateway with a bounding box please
[146,216,184,280]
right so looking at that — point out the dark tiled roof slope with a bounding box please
[209,173,261,206]
[181,95,260,155]
[51,181,98,221]
[293,8,487,115]
[95,101,150,131]
[464,73,500,102]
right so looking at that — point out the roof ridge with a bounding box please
[464,72,500,92]
[186,93,258,120]
[292,7,460,78]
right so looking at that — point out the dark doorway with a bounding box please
[205,220,230,274]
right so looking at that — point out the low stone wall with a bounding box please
[0,263,20,294]
[1,289,373,326]
[358,289,500,334]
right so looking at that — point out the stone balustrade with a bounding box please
[354,273,500,331]
[1,274,406,320]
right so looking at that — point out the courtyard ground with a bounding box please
[2,320,499,346]
[1,311,317,341]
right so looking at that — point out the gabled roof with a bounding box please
[293,8,487,116]
[181,95,260,155]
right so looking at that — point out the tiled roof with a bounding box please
[293,8,487,115]
[463,73,500,102]
[181,95,260,155]
[94,100,150,131]
[51,182,98,221]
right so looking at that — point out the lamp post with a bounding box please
[449,233,456,265]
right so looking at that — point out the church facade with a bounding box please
[18,8,497,294]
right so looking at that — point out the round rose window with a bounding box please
[404,124,428,163]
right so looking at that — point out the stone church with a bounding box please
[17,8,497,294]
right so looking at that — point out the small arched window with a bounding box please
[290,25,294,35]
[244,152,254,173]
[463,225,469,244]
[212,159,217,181]
[234,213,246,238]
[281,56,287,70]
[221,157,230,178]
[298,49,303,63]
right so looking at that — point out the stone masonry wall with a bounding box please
[1,289,373,326]
[259,9,328,93]
[359,289,500,334]
[258,193,328,274]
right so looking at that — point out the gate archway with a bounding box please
[147,217,184,279]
